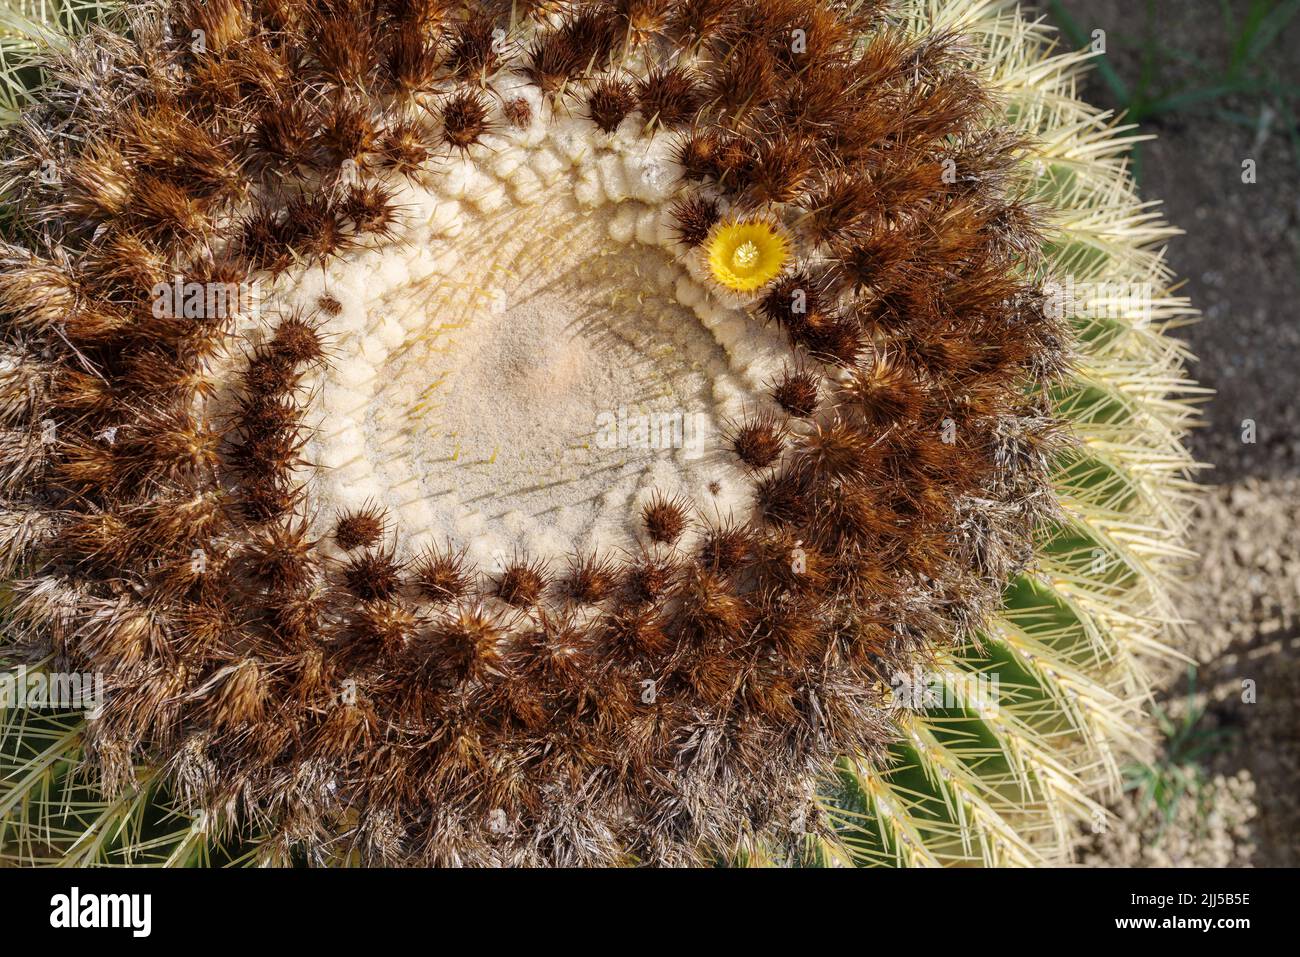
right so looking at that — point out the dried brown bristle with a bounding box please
[411,542,473,604]
[673,129,720,181]
[421,603,505,684]
[204,658,267,732]
[725,409,788,470]
[668,0,734,43]
[637,66,700,127]
[752,529,829,596]
[771,364,821,418]
[251,99,319,177]
[615,0,672,40]
[378,119,432,174]
[243,521,317,591]
[705,38,775,116]
[752,469,810,527]
[623,549,678,601]
[802,315,865,367]
[277,192,350,265]
[503,97,532,129]
[641,491,691,545]
[523,10,618,97]
[239,479,306,523]
[669,194,720,247]
[795,416,878,478]
[444,19,502,81]
[801,172,877,246]
[756,271,834,340]
[342,546,404,602]
[698,518,754,573]
[384,14,441,99]
[349,600,418,663]
[318,100,377,168]
[243,349,301,398]
[604,604,669,656]
[495,555,549,607]
[564,550,618,604]
[675,567,749,643]
[438,89,493,151]
[741,135,813,206]
[334,505,386,551]
[587,76,637,133]
[271,310,326,365]
[342,182,400,237]
[840,355,925,427]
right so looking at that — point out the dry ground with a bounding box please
[1046,0,1299,866]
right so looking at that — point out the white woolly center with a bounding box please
[255,81,795,568]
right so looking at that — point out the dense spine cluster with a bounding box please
[0,0,1071,865]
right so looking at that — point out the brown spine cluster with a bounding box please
[0,0,1067,866]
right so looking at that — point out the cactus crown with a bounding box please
[0,0,1197,866]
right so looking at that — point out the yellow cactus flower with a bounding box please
[704,217,790,294]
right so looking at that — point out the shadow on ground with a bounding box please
[1044,0,1299,867]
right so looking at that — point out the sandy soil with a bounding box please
[1049,0,1300,866]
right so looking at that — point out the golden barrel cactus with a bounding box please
[0,0,1197,866]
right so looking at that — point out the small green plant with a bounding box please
[1048,0,1300,174]
[1124,665,1236,843]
